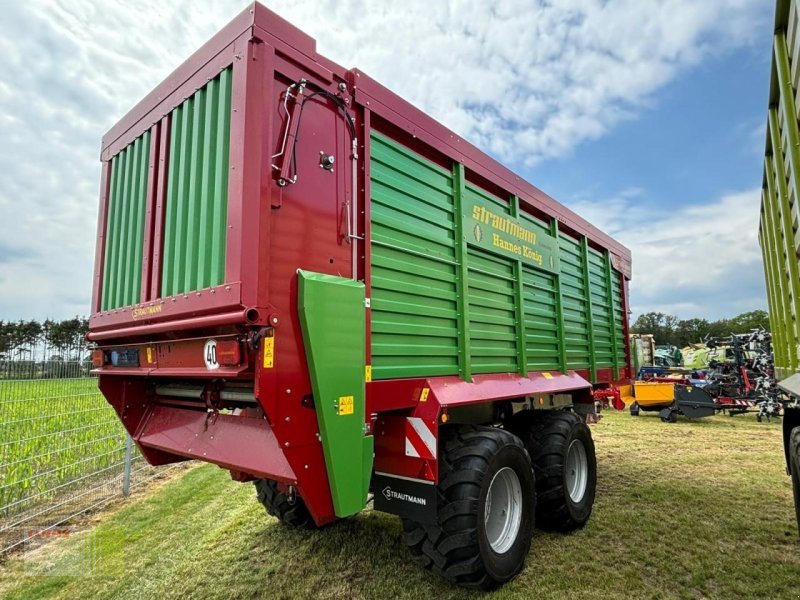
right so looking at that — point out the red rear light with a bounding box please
[216,341,241,366]
[91,349,106,368]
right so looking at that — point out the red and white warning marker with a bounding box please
[404,417,437,460]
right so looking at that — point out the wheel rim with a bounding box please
[566,439,588,503]
[484,467,523,554]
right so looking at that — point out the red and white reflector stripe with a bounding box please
[405,417,437,460]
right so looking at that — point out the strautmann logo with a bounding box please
[382,486,427,505]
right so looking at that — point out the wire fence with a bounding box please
[0,361,172,554]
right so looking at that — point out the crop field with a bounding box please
[0,409,797,599]
[0,375,128,551]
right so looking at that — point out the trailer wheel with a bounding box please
[630,402,640,416]
[254,479,316,529]
[401,426,535,590]
[511,411,597,531]
[790,426,800,535]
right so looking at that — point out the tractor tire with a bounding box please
[511,411,597,531]
[790,427,800,536]
[254,478,316,529]
[630,402,640,416]
[401,426,535,590]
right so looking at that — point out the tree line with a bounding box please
[630,310,770,348]
[0,318,89,361]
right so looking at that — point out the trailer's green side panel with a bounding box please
[162,67,232,298]
[368,130,628,382]
[101,132,150,311]
[557,235,591,371]
[759,1,800,380]
[369,132,460,379]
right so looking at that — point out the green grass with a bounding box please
[1,410,798,599]
[0,378,124,516]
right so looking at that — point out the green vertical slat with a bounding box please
[184,88,206,293]
[122,137,141,306]
[174,96,194,294]
[198,77,219,289]
[163,106,183,297]
[112,147,131,308]
[510,196,527,376]
[211,68,232,286]
[604,251,620,380]
[765,153,797,373]
[765,198,789,371]
[550,221,568,374]
[132,131,150,303]
[761,201,786,371]
[101,157,120,311]
[763,170,788,371]
[580,237,597,382]
[452,163,472,381]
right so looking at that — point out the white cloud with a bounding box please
[566,187,767,320]
[0,0,768,320]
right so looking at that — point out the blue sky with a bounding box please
[535,45,769,211]
[0,0,774,322]
[532,37,773,320]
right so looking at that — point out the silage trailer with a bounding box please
[87,3,632,589]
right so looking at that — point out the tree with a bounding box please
[631,312,681,346]
[46,317,89,360]
[674,318,710,347]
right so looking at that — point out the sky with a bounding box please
[0,0,775,322]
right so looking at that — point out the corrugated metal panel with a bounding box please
[558,234,590,370]
[522,265,561,371]
[101,132,150,310]
[587,248,614,368]
[761,2,800,379]
[611,270,627,367]
[162,67,232,297]
[463,185,519,374]
[467,247,519,374]
[369,131,460,379]
[368,131,627,381]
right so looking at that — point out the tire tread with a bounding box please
[401,425,533,590]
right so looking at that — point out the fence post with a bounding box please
[122,434,133,497]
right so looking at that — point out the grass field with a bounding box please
[0,377,124,518]
[0,409,798,599]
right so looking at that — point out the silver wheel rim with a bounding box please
[566,439,588,503]
[484,467,523,554]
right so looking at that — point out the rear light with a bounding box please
[91,349,106,367]
[216,340,242,366]
[110,349,139,367]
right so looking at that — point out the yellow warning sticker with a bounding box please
[263,337,275,368]
[542,372,553,379]
[420,388,430,403]
[365,365,372,383]
[338,395,354,416]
